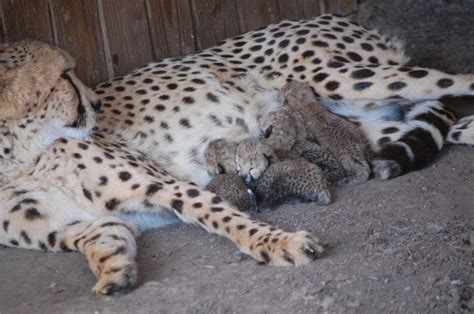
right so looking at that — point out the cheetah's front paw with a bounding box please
[92,260,138,295]
[252,231,325,266]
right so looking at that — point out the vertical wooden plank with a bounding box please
[2,0,54,43]
[190,0,241,50]
[321,0,357,15]
[145,0,195,60]
[302,0,322,19]
[278,0,321,20]
[338,0,357,14]
[0,2,5,43]
[50,0,108,85]
[236,0,281,33]
[278,0,302,20]
[100,0,154,76]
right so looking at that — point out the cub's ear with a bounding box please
[0,40,75,119]
[217,163,226,174]
[264,125,273,138]
[263,153,275,165]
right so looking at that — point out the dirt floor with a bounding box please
[0,145,472,313]
[1,0,474,313]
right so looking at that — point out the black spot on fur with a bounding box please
[118,171,132,182]
[347,52,362,62]
[353,82,373,90]
[3,220,9,232]
[78,143,89,150]
[312,40,328,47]
[186,189,200,198]
[171,199,183,213]
[82,188,93,201]
[105,198,121,211]
[437,78,454,88]
[325,81,340,91]
[351,69,375,79]
[48,232,57,247]
[313,72,329,82]
[382,127,400,134]
[388,81,407,91]
[99,176,108,186]
[212,196,223,204]
[146,183,162,196]
[408,70,428,78]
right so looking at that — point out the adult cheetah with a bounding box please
[93,14,473,187]
[0,41,323,295]
[2,14,474,295]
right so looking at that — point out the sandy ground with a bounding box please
[1,0,474,313]
[0,146,472,313]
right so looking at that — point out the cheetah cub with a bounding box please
[278,81,373,185]
[206,173,257,212]
[205,138,332,210]
[204,138,277,183]
[257,107,347,185]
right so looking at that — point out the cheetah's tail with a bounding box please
[372,102,458,180]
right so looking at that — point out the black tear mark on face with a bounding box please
[264,125,273,138]
[217,163,225,174]
[61,71,87,128]
[264,153,274,165]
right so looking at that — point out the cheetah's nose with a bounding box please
[243,175,253,184]
[92,100,102,112]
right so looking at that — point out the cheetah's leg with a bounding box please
[307,64,474,103]
[88,168,325,266]
[0,179,138,295]
[59,217,138,295]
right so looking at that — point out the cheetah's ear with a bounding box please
[264,125,273,138]
[0,40,75,119]
[217,163,226,174]
[264,153,275,165]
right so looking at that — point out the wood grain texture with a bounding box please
[2,0,358,83]
[50,0,108,85]
[2,0,53,43]
[146,0,195,60]
[278,0,321,21]
[190,0,240,50]
[320,0,357,15]
[236,0,281,32]
[101,0,154,76]
[0,2,5,43]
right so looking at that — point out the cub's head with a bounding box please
[0,40,100,139]
[235,138,277,184]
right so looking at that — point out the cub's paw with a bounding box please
[372,159,402,180]
[252,231,325,266]
[92,261,138,296]
[304,189,332,206]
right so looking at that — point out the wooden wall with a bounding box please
[0,0,358,86]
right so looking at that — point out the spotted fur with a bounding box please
[93,14,468,185]
[3,13,474,294]
[0,41,323,296]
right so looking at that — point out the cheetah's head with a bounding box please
[235,138,278,184]
[0,40,100,139]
